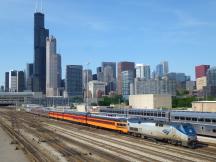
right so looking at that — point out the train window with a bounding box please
[212,119,216,123]
[180,116,185,120]
[158,113,162,117]
[147,112,150,116]
[159,123,163,127]
[213,129,216,133]
[162,113,165,117]
[175,116,180,120]
[198,118,204,122]
[186,117,191,121]
[192,118,197,121]
[144,112,147,116]
[154,112,157,116]
[117,123,126,127]
[130,127,138,132]
[205,119,211,122]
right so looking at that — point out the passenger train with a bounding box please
[26,107,197,148]
[100,108,216,138]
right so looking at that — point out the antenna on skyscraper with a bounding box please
[35,0,38,12]
[40,0,43,13]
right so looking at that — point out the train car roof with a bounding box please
[128,118,193,125]
[171,111,216,118]
[50,110,88,115]
[88,113,127,122]
[100,108,169,112]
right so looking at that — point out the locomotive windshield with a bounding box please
[182,124,196,136]
[174,124,196,136]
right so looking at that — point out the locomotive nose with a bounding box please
[188,135,197,142]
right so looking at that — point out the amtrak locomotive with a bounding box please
[128,118,197,148]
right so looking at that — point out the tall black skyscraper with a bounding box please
[33,11,49,93]
[5,72,9,92]
[26,63,34,91]
[65,65,83,97]
[17,71,25,92]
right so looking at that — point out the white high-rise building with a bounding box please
[161,61,169,75]
[9,70,17,92]
[8,70,25,92]
[46,36,61,96]
[135,64,151,80]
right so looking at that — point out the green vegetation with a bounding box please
[172,96,197,108]
[173,92,216,108]
[98,95,124,106]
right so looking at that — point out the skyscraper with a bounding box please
[122,70,135,98]
[5,72,9,92]
[83,69,92,90]
[46,36,62,96]
[96,67,103,81]
[117,61,135,95]
[9,70,17,92]
[65,65,83,97]
[33,11,49,93]
[195,65,210,79]
[102,62,116,80]
[156,64,163,78]
[135,64,151,80]
[207,67,216,87]
[8,70,25,92]
[26,63,34,91]
[17,71,25,92]
[161,61,169,75]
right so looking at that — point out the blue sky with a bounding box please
[0,0,216,85]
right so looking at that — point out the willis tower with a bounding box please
[33,8,49,93]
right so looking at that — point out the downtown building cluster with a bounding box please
[2,11,216,101]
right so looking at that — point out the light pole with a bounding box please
[86,62,90,112]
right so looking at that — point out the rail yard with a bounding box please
[1,107,216,162]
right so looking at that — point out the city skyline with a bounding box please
[1,0,216,85]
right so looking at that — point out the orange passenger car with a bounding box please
[87,114,128,133]
[49,111,64,119]
[49,111,128,133]
[63,112,87,124]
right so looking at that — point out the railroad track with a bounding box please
[46,123,216,162]
[2,108,216,162]
[0,117,53,162]
[39,115,216,162]
[0,109,131,162]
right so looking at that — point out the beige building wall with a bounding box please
[129,94,172,109]
[196,76,207,90]
[192,101,216,112]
